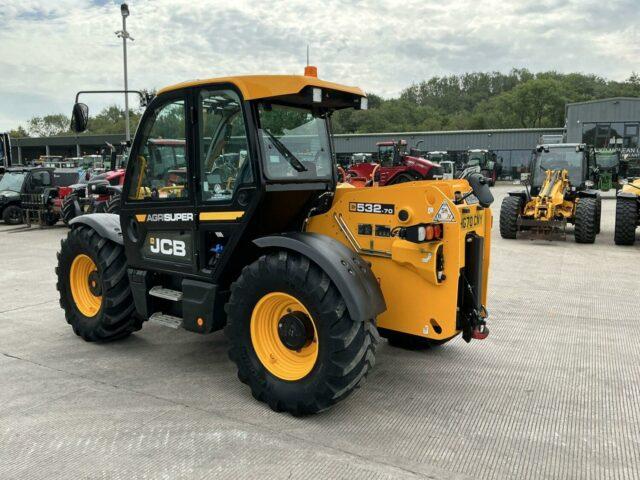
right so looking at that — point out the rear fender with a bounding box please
[253,232,386,323]
[69,213,123,244]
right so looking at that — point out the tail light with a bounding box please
[399,223,444,243]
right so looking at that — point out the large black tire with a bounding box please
[614,197,638,245]
[382,329,452,350]
[574,197,598,244]
[2,204,23,225]
[499,195,522,239]
[43,212,60,227]
[61,194,78,225]
[56,225,141,341]
[105,194,121,214]
[595,195,602,234]
[225,251,378,415]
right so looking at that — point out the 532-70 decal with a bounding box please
[349,202,395,215]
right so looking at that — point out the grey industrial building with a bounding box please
[565,97,640,149]
[7,97,639,178]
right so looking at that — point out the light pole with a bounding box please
[115,3,134,142]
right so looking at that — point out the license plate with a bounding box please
[461,212,483,230]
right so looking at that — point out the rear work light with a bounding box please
[398,223,444,243]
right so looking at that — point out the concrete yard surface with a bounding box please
[0,185,639,479]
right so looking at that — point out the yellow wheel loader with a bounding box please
[614,178,640,245]
[55,69,493,415]
[500,144,601,243]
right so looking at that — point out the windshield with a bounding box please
[378,145,394,165]
[533,148,584,186]
[0,172,25,192]
[258,104,332,181]
[595,153,619,169]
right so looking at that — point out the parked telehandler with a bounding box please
[614,178,640,245]
[500,143,600,243]
[56,69,493,414]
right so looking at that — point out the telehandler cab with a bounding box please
[499,143,601,243]
[57,70,494,414]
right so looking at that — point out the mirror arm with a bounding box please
[75,90,153,106]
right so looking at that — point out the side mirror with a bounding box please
[71,103,89,133]
[467,172,494,208]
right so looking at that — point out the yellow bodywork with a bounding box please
[158,75,365,100]
[621,178,640,196]
[306,179,491,342]
[523,169,575,221]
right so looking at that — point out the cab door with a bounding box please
[193,87,259,279]
[119,90,199,277]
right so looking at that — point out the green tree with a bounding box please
[27,114,71,136]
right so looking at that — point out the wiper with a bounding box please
[262,129,308,173]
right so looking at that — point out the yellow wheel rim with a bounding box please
[69,254,102,317]
[250,292,318,381]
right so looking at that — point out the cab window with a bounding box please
[127,99,187,201]
[257,103,332,180]
[199,90,252,202]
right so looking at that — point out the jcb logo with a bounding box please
[149,237,186,257]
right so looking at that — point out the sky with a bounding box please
[0,0,638,131]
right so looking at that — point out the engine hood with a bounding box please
[0,190,20,200]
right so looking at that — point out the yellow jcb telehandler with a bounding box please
[500,143,601,243]
[56,69,493,414]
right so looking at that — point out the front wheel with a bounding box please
[574,197,598,244]
[2,204,23,225]
[56,225,141,341]
[225,251,378,415]
[105,194,121,214]
[61,194,78,225]
[499,196,522,239]
[614,197,638,245]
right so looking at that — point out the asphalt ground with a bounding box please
[0,184,639,479]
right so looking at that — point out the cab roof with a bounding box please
[157,75,365,101]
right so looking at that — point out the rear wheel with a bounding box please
[56,225,141,341]
[105,194,121,214]
[61,194,78,225]
[574,197,598,244]
[225,251,378,415]
[614,197,638,245]
[499,195,522,239]
[2,204,22,225]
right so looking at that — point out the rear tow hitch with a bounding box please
[471,323,489,340]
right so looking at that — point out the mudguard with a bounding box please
[254,232,386,323]
[69,213,123,244]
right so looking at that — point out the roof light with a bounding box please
[312,88,322,103]
[360,97,368,110]
[304,65,318,77]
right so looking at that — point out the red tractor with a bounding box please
[347,140,442,185]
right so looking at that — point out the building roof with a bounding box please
[157,74,365,100]
[566,97,640,107]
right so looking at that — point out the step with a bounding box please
[149,286,183,302]
[148,312,183,329]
